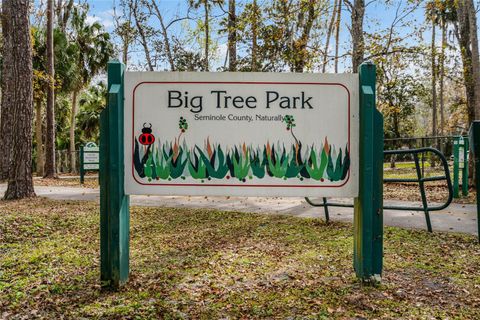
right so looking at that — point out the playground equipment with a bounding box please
[306,147,453,233]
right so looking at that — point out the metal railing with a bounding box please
[305,147,453,232]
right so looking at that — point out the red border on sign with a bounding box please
[131,81,351,188]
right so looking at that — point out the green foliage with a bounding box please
[306,147,328,181]
[267,146,289,178]
[283,115,296,130]
[199,145,229,179]
[188,149,207,179]
[250,148,267,179]
[232,147,251,181]
[155,149,171,180]
[179,117,188,132]
[76,82,106,143]
[70,5,114,89]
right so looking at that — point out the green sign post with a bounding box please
[453,136,469,198]
[100,61,130,288]
[99,60,383,289]
[353,62,383,282]
[468,122,480,243]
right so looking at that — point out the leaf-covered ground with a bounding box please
[33,177,99,189]
[1,198,479,319]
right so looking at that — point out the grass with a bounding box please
[1,198,479,319]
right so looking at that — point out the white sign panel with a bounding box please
[83,142,99,170]
[84,151,99,163]
[124,72,359,197]
[459,137,465,169]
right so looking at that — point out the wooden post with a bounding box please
[100,61,130,289]
[353,62,384,283]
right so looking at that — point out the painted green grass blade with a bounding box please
[341,147,350,180]
[188,148,207,179]
[155,149,171,180]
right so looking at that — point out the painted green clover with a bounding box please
[179,117,188,133]
[283,115,296,131]
[283,115,301,164]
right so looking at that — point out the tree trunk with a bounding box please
[0,77,12,181]
[69,89,78,173]
[431,19,437,139]
[44,0,57,178]
[467,0,480,119]
[2,0,36,199]
[456,2,475,126]
[351,0,365,72]
[455,1,478,185]
[431,19,438,168]
[62,0,74,32]
[35,99,44,177]
[251,0,258,71]
[204,0,209,71]
[132,0,154,71]
[0,0,14,181]
[293,0,317,72]
[228,0,236,71]
[322,0,338,73]
[334,0,342,73]
[150,0,175,71]
[439,17,446,137]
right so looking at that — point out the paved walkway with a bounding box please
[0,184,477,236]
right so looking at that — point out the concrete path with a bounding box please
[0,184,477,236]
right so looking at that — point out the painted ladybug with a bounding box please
[139,123,155,145]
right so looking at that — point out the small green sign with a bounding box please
[80,142,99,184]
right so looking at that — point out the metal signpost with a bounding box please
[100,60,383,288]
[453,136,469,198]
[80,142,99,184]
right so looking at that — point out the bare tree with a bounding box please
[252,0,258,71]
[431,10,438,141]
[44,0,56,178]
[149,0,176,70]
[334,0,342,73]
[322,0,339,73]
[228,0,236,71]
[113,2,136,65]
[439,14,446,136]
[1,0,36,199]
[56,0,74,32]
[345,0,365,72]
[131,0,154,71]
[204,0,210,71]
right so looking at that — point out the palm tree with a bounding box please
[77,83,107,142]
[68,5,113,172]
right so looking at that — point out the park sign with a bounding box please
[83,142,99,170]
[100,61,383,289]
[79,142,99,184]
[124,72,359,197]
